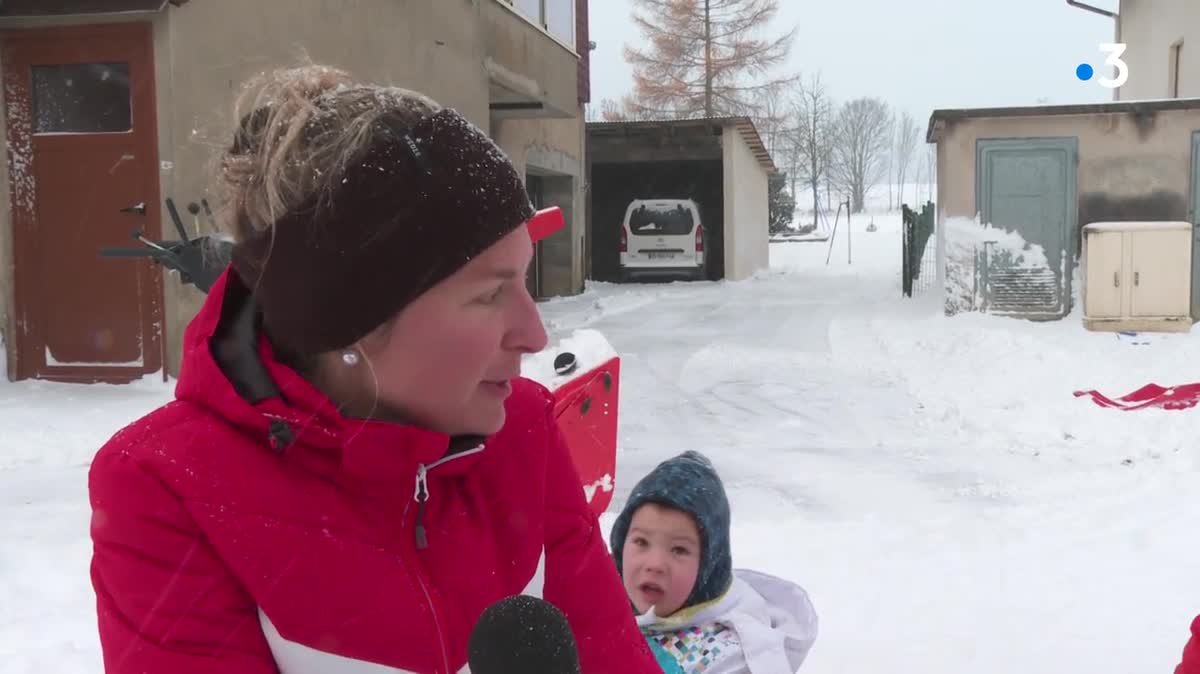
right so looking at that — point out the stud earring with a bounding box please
[341,350,360,366]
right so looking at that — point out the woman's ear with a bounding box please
[358,315,400,359]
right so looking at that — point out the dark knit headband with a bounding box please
[231,108,535,356]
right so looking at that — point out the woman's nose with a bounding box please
[505,284,549,354]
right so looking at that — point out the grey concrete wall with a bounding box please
[721,127,770,281]
[493,115,586,296]
[153,0,494,375]
[0,0,586,377]
[1117,0,1200,100]
[482,0,579,118]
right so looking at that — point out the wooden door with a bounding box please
[3,23,163,382]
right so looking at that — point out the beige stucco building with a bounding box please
[928,99,1200,320]
[0,0,593,382]
[924,1,1200,321]
[1114,0,1198,100]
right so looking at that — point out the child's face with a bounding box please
[621,503,701,617]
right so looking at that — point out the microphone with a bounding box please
[467,595,581,674]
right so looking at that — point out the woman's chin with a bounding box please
[452,399,506,437]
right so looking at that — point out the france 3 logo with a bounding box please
[1076,43,1128,88]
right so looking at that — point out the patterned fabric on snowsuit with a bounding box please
[652,621,740,673]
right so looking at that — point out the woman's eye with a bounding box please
[477,286,504,304]
[672,546,692,556]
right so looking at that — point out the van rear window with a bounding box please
[629,204,695,236]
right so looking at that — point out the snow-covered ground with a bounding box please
[3,206,1200,673]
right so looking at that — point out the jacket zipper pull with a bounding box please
[414,464,429,550]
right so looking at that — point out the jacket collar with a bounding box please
[174,268,487,487]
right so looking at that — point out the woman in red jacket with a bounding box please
[88,64,661,674]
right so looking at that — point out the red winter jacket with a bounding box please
[88,270,659,674]
[1178,615,1200,674]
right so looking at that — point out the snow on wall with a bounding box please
[943,215,1049,315]
[3,79,35,215]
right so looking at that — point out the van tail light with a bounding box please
[619,227,627,252]
[695,224,704,252]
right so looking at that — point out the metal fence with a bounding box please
[975,243,1066,318]
[902,201,936,297]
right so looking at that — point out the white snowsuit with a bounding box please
[637,568,818,674]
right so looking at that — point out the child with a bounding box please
[611,451,819,673]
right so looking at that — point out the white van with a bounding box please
[618,199,706,280]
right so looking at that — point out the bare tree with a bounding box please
[751,82,790,161]
[893,110,920,209]
[916,151,926,203]
[599,95,669,121]
[884,108,896,210]
[790,72,835,229]
[830,97,892,213]
[624,0,797,118]
[593,98,626,121]
[587,99,618,121]
[885,135,893,211]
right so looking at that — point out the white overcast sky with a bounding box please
[586,0,1122,124]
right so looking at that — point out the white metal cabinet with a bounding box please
[1083,229,1123,318]
[1082,221,1194,332]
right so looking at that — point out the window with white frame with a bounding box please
[545,0,574,45]
[513,0,540,21]
[506,0,576,48]
[1169,39,1183,98]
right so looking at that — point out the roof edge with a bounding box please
[586,116,778,174]
[925,97,1200,142]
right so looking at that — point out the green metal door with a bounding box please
[976,137,1077,318]
[1190,131,1200,320]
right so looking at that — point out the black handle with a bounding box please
[164,198,191,241]
[120,202,146,215]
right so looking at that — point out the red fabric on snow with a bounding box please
[1176,615,1200,674]
[1073,382,1200,411]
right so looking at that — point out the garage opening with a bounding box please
[525,170,575,298]
[588,160,724,282]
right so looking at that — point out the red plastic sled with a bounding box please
[551,357,620,516]
[1074,382,1200,411]
[529,206,620,515]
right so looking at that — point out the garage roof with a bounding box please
[0,0,184,16]
[926,97,1200,142]
[587,116,777,174]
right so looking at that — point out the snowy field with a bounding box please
[3,199,1200,673]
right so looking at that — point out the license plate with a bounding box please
[647,251,674,259]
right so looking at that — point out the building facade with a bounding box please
[0,0,593,381]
